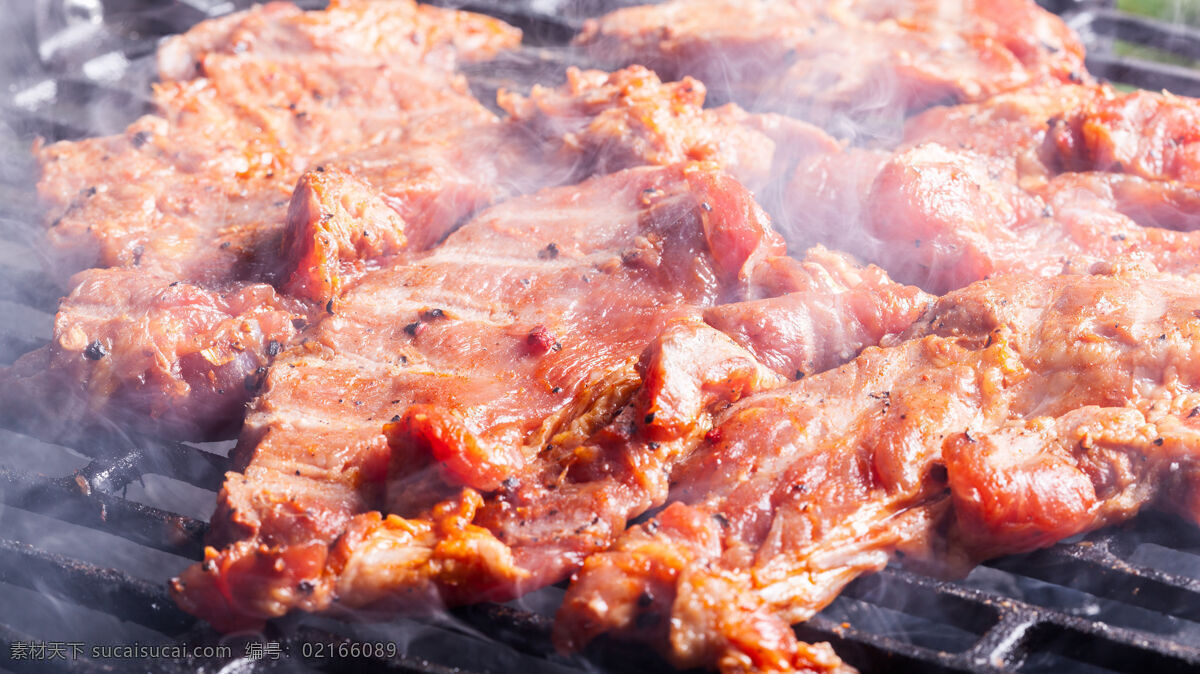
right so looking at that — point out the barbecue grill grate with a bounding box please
[5,1,1200,672]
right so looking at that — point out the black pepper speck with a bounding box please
[84,341,107,360]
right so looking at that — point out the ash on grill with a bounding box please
[3,1,1200,672]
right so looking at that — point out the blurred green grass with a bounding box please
[1114,0,1200,70]
[1117,0,1200,26]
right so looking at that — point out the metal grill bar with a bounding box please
[0,468,208,558]
[986,525,1200,624]
[1068,6,1200,95]
[796,561,1200,674]
[0,538,194,634]
[1084,7,1200,61]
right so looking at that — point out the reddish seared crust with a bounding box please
[386,405,524,494]
[499,66,837,191]
[945,415,1106,553]
[3,270,302,437]
[1047,90,1200,183]
[16,0,516,437]
[576,0,1086,118]
[946,404,1200,558]
[557,265,1200,672]
[171,540,330,633]
[277,65,834,306]
[626,323,788,444]
[327,499,528,610]
[556,503,851,673]
[782,85,1200,295]
[171,165,924,651]
[156,0,522,81]
[279,166,411,302]
[684,167,786,286]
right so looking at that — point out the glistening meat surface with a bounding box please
[11,2,831,439]
[279,65,837,304]
[20,1,1200,671]
[4,0,517,438]
[36,2,512,280]
[557,262,1200,672]
[170,164,928,641]
[156,0,520,81]
[576,0,1085,132]
[784,86,1200,294]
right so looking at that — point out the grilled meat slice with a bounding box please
[784,88,1200,294]
[19,50,834,440]
[11,0,510,439]
[499,65,838,190]
[863,143,1056,290]
[279,65,838,304]
[943,404,1200,559]
[576,0,1085,129]
[35,57,495,281]
[779,85,1107,259]
[557,262,1200,672]
[556,336,965,672]
[174,162,784,630]
[558,501,860,673]
[860,145,1200,292]
[703,245,931,379]
[1041,170,1200,256]
[458,250,928,596]
[901,83,1105,187]
[788,142,1065,292]
[1046,89,1200,184]
[171,164,928,633]
[156,0,521,81]
[276,156,509,303]
[3,269,303,436]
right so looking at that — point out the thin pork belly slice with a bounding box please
[781,85,1200,294]
[8,2,515,438]
[174,162,784,630]
[777,84,1109,259]
[704,245,932,379]
[556,262,1200,673]
[171,163,929,633]
[156,0,521,81]
[1046,88,1200,184]
[575,0,1085,130]
[3,269,304,436]
[279,65,838,303]
[35,56,495,280]
[497,66,838,192]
